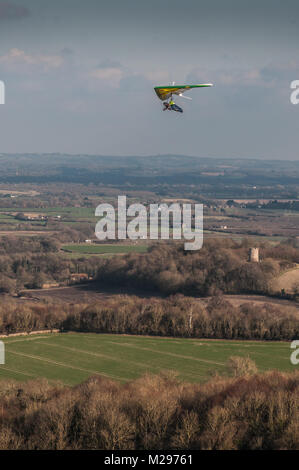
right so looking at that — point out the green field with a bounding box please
[0,207,95,217]
[0,207,98,230]
[0,333,294,386]
[62,243,149,254]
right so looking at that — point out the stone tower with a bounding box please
[249,247,259,263]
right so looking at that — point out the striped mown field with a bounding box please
[0,333,294,385]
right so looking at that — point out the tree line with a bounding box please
[1,295,298,341]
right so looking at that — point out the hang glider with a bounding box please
[154,83,213,101]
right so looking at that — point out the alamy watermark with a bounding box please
[290,80,299,105]
[0,341,4,364]
[290,340,299,365]
[0,81,5,104]
[95,196,203,250]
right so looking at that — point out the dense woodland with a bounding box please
[0,368,298,450]
[0,237,101,292]
[0,238,299,342]
[96,239,299,296]
[1,295,298,341]
[0,226,299,297]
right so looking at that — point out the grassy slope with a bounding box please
[271,266,299,294]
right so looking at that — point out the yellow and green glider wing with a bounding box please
[154,84,213,101]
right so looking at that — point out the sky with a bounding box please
[0,0,299,159]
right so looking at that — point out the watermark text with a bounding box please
[95,196,203,250]
[290,340,299,365]
[290,80,299,105]
[0,81,5,104]
[0,341,4,364]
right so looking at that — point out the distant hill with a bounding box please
[1,154,299,195]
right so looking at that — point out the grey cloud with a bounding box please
[97,59,123,69]
[260,63,299,84]
[119,74,151,92]
[0,2,29,20]
[186,62,299,89]
[60,47,74,56]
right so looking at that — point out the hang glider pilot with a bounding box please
[163,99,183,113]
[155,83,213,114]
